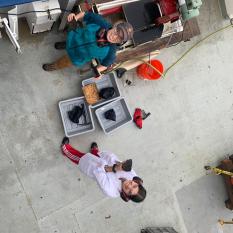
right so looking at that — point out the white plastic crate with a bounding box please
[82,72,121,108]
[95,97,132,134]
[59,96,94,137]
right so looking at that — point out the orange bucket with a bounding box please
[137,59,164,80]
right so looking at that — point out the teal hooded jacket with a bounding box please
[66,12,117,68]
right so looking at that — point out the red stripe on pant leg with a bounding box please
[91,148,100,157]
[63,144,85,158]
[61,145,80,164]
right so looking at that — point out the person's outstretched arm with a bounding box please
[67,12,85,22]
[67,12,111,29]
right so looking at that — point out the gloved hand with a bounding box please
[115,159,132,172]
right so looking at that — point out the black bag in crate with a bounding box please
[99,87,115,99]
[104,109,116,121]
[68,104,84,124]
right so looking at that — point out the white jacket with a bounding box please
[79,151,136,198]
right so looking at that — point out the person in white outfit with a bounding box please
[61,137,146,203]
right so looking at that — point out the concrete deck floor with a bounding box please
[1,0,233,232]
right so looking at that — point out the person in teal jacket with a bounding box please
[42,12,133,77]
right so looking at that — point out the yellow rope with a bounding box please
[107,23,233,79]
[212,167,233,176]
[218,219,233,225]
[205,165,233,176]
[103,23,233,81]
[164,23,233,76]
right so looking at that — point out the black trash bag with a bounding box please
[68,104,84,123]
[104,109,116,121]
[99,87,115,99]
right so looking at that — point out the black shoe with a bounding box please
[91,142,98,150]
[54,41,66,50]
[61,137,69,146]
[42,63,56,71]
[122,159,132,172]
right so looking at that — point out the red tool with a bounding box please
[133,108,151,129]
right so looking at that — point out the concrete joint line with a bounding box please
[39,196,108,221]
[72,213,83,233]
[0,131,39,227]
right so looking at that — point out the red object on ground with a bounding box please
[133,108,143,129]
[137,60,164,80]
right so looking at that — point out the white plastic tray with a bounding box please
[59,96,95,137]
[82,72,121,108]
[95,97,132,134]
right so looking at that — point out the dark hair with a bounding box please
[120,190,130,202]
[130,184,147,203]
[120,176,147,203]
